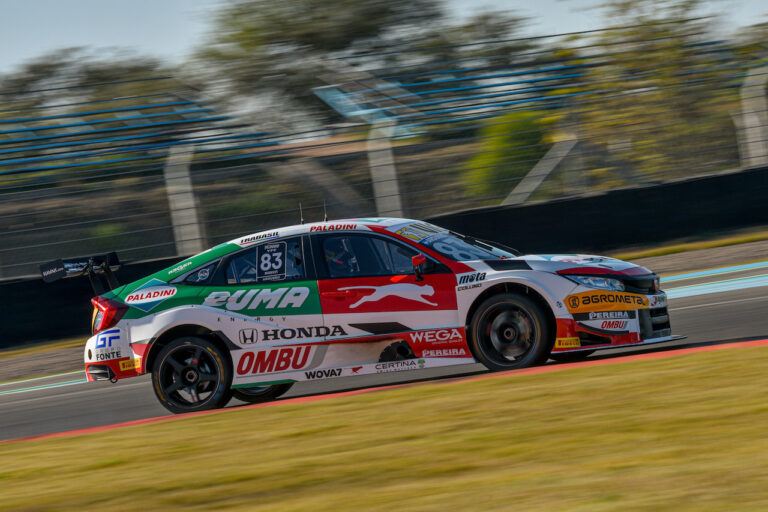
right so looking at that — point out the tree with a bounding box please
[555,0,744,186]
[194,1,538,130]
[194,0,443,126]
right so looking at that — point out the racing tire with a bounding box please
[469,293,552,371]
[152,337,232,414]
[232,384,294,404]
[549,350,595,363]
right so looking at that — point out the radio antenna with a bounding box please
[299,202,304,224]
[323,200,328,222]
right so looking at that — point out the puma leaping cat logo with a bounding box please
[339,283,437,309]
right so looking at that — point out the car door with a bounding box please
[195,235,329,380]
[314,232,459,346]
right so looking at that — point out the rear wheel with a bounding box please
[152,337,232,414]
[232,384,293,404]
[469,293,552,371]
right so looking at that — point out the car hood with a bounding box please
[484,254,654,276]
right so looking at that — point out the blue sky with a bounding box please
[0,0,766,74]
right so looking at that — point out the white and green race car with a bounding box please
[52,218,681,413]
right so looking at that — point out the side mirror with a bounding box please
[412,254,426,281]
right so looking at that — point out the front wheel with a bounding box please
[152,337,232,414]
[232,384,294,404]
[469,293,552,371]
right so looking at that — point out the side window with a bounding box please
[323,235,420,278]
[226,237,305,284]
[370,237,418,274]
[184,263,216,284]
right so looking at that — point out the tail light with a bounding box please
[91,296,128,334]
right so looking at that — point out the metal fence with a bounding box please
[1,25,767,279]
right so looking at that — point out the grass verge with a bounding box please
[2,346,767,511]
[0,337,83,360]
[610,229,768,261]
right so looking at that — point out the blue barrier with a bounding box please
[0,101,196,124]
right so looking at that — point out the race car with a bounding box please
[72,218,682,413]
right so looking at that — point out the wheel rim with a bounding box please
[158,345,221,409]
[479,304,538,364]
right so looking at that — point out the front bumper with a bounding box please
[553,290,682,352]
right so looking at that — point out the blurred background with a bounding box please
[1,0,767,279]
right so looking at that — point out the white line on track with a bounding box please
[0,380,149,408]
[0,370,85,388]
[669,294,768,311]
[664,272,768,290]
[661,260,768,282]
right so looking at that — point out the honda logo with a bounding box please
[239,329,258,345]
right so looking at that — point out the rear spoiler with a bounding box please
[40,252,121,294]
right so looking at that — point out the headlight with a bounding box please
[564,275,625,291]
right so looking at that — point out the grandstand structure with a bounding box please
[0,26,766,279]
[0,77,280,277]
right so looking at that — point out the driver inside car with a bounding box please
[324,237,359,277]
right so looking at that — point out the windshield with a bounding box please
[421,231,517,261]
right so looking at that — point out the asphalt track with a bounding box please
[3,265,768,442]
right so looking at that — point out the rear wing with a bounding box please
[40,252,121,294]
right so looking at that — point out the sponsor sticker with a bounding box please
[95,329,120,348]
[339,283,437,309]
[257,242,286,282]
[422,348,467,357]
[407,328,464,344]
[457,283,482,291]
[119,358,141,371]
[93,349,122,361]
[304,368,343,379]
[550,255,609,264]
[238,325,347,344]
[554,337,581,349]
[573,311,636,321]
[375,359,425,373]
[457,272,486,285]
[565,291,648,313]
[239,231,279,246]
[239,329,258,345]
[168,260,193,275]
[395,223,442,242]
[125,279,177,312]
[202,283,320,315]
[309,223,357,232]
[236,346,313,375]
[650,295,667,307]
[600,320,628,330]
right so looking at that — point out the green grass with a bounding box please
[0,337,84,360]
[611,229,768,261]
[2,346,767,511]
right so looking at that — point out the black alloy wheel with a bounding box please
[232,384,294,404]
[152,337,232,414]
[469,293,552,371]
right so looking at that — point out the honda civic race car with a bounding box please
[69,218,682,413]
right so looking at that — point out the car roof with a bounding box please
[227,217,428,248]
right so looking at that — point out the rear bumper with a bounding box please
[83,329,144,382]
[84,360,141,381]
